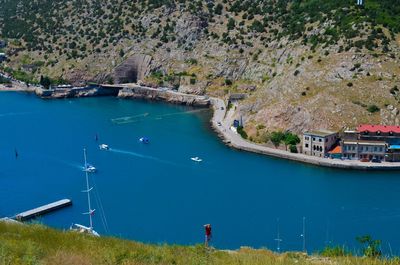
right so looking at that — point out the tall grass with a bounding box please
[0,222,399,265]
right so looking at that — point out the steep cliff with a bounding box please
[1,0,400,136]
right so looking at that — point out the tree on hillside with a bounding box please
[40,75,51,89]
[283,132,300,148]
[270,131,285,147]
[227,18,235,31]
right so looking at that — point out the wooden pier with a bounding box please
[15,199,72,221]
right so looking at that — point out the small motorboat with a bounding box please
[191,157,202,162]
[139,137,150,144]
[83,163,97,173]
[99,144,109,150]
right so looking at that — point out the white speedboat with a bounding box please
[191,157,202,162]
[139,137,150,144]
[83,163,96,173]
[99,144,109,150]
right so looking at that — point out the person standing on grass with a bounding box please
[204,224,212,247]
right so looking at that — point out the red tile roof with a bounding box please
[357,124,400,134]
[328,146,342,154]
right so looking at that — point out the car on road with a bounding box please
[371,158,382,163]
[220,107,224,110]
[217,122,222,126]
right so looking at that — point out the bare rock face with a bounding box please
[65,69,94,86]
[113,54,152,84]
[178,76,208,95]
[174,14,207,49]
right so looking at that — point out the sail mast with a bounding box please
[83,148,94,229]
[274,218,282,252]
[301,217,306,252]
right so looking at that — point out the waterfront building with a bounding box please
[340,124,400,162]
[328,146,342,159]
[341,140,386,161]
[302,130,338,157]
[229,93,247,101]
[357,124,400,145]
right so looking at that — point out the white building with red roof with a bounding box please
[341,124,400,162]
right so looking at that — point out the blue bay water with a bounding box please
[1,92,400,254]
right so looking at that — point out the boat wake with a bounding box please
[111,109,208,124]
[109,148,178,166]
[0,111,33,118]
[153,109,207,120]
[111,113,149,124]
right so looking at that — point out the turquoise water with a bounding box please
[1,92,400,254]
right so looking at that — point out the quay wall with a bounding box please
[35,86,120,99]
[117,86,210,107]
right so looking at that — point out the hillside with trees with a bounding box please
[1,0,400,138]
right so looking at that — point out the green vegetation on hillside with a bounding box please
[1,222,400,265]
[0,0,398,64]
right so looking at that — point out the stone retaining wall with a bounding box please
[117,86,210,107]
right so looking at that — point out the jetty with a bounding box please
[15,199,72,221]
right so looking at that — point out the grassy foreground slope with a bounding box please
[0,222,398,265]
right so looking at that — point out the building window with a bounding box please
[313,137,315,141]
[305,136,309,141]
[325,138,328,142]
[305,144,309,148]
[319,138,322,142]
[360,146,363,151]
[374,147,377,152]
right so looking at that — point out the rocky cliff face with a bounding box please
[2,0,400,137]
[113,54,153,84]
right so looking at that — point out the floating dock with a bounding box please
[15,199,72,221]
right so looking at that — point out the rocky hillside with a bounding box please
[1,0,400,137]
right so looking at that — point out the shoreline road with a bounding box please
[210,97,400,171]
[0,72,37,92]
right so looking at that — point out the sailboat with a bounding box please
[70,148,100,237]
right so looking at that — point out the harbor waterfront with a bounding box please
[2,92,400,254]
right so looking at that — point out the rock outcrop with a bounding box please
[118,86,210,107]
[113,54,152,84]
